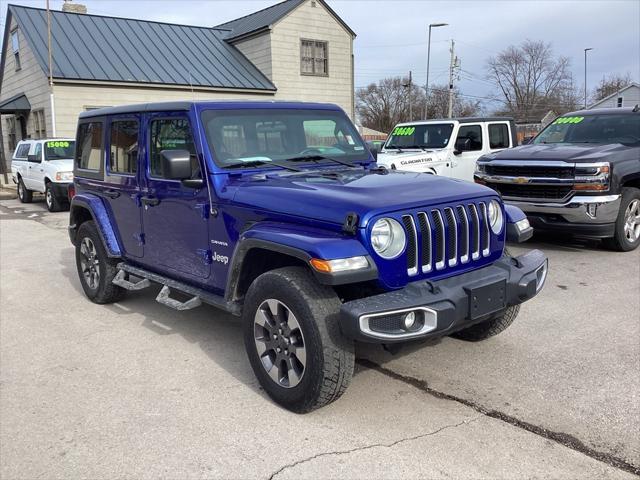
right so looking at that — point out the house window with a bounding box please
[301,39,328,76]
[33,110,46,139]
[6,117,17,152]
[617,97,623,108]
[11,30,21,71]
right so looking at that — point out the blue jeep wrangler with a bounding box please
[69,101,548,412]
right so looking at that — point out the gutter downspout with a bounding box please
[47,0,56,137]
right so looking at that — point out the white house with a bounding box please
[0,0,356,168]
[588,83,640,110]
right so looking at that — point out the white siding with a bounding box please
[589,85,640,109]
[269,0,354,118]
[0,15,51,163]
[51,83,274,136]
[234,32,273,81]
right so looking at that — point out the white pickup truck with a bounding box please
[11,138,75,211]
[376,118,516,181]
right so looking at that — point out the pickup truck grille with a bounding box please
[403,201,493,276]
[491,184,572,200]
[485,164,574,179]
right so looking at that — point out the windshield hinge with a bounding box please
[342,212,359,235]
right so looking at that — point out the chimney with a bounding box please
[62,0,87,14]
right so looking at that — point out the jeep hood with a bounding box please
[483,143,630,162]
[227,169,496,226]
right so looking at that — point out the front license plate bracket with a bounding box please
[465,279,507,320]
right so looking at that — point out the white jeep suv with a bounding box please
[11,138,75,211]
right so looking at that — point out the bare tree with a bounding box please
[591,72,634,102]
[426,84,482,118]
[356,78,481,132]
[486,40,577,121]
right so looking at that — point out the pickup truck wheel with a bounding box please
[604,187,640,252]
[45,182,62,212]
[17,177,33,203]
[243,267,354,413]
[451,305,520,342]
[75,221,125,304]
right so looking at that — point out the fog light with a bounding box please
[515,218,530,232]
[403,311,416,330]
[586,203,597,218]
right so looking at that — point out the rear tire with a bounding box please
[17,177,33,203]
[603,187,640,252]
[75,221,125,304]
[452,305,520,342]
[45,182,63,212]
[243,267,354,413]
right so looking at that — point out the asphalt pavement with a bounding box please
[1,198,638,479]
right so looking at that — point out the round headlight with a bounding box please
[371,218,406,259]
[488,200,504,234]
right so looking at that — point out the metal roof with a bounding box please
[7,4,276,91]
[0,93,31,113]
[216,0,355,40]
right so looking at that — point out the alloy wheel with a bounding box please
[18,181,24,200]
[79,237,100,290]
[253,299,307,388]
[624,199,640,243]
[46,187,53,208]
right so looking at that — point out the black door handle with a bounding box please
[103,189,121,199]
[141,195,160,206]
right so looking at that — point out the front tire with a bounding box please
[75,221,125,304]
[17,177,33,203]
[604,187,640,252]
[243,267,354,413]
[451,305,520,342]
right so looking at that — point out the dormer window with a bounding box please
[11,29,21,71]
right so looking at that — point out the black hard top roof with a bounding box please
[562,107,639,116]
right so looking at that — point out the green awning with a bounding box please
[0,93,31,114]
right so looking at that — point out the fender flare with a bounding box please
[69,193,122,257]
[225,222,377,300]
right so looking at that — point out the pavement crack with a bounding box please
[357,358,640,477]
[267,416,480,480]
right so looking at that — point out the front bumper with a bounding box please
[506,195,620,238]
[340,249,547,343]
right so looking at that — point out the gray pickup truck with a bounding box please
[475,107,640,251]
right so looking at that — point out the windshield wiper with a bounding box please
[384,146,404,152]
[224,160,301,172]
[285,154,358,168]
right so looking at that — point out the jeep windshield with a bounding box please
[533,114,640,146]
[385,123,454,150]
[45,140,75,160]
[201,109,370,169]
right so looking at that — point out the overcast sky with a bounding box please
[2,0,639,112]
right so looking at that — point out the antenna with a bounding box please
[188,71,195,101]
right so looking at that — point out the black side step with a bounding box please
[115,263,241,316]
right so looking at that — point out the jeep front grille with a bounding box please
[402,201,493,276]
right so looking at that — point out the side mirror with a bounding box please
[161,149,192,180]
[366,141,378,161]
[454,137,472,154]
[27,154,41,163]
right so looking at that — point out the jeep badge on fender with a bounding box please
[68,101,548,413]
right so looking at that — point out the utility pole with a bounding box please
[447,39,459,119]
[403,71,413,121]
[584,48,593,109]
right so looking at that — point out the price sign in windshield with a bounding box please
[392,126,416,136]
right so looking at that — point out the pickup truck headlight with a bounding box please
[488,200,504,234]
[573,163,609,191]
[371,218,406,259]
[55,172,74,182]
